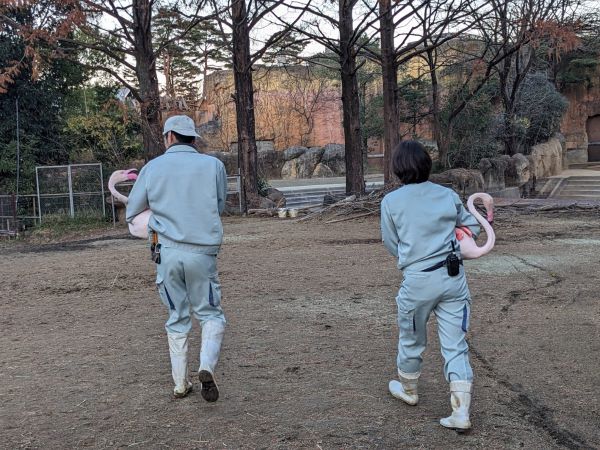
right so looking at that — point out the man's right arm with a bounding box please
[126,166,149,222]
[216,162,227,215]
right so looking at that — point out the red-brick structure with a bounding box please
[560,67,600,163]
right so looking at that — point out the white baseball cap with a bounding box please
[163,115,200,137]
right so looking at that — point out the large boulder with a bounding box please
[479,157,509,191]
[321,144,346,175]
[257,149,285,179]
[264,187,286,207]
[529,134,565,179]
[312,163,335,178]
[281,159,301,179]
[282,147,325,179]
[504,153,530,187]
[259,196,277,210]
[283,146,308,161]
[430,169,484,196]
[298,147,325,178]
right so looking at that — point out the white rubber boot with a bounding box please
[198,320,225,402]
[167,333,192,398]
[440,380,472,430]
[388,370,420,406]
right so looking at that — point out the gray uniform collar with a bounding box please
[165,143,198,154]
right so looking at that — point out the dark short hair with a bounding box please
[170,130,195,144]
[392,140,432,184]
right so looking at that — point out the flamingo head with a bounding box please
[481,193,494,224]
[109,168,138,184]
[125,169,138,181]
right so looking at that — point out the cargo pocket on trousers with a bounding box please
[397,306,416,334]
[208,277,222,308]
[156,272,175,311]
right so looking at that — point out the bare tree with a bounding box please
[488,0,581,155]
[1,0,216,160]
[375,0,485,180]
[280,1,385,195]
[210,0,310,209]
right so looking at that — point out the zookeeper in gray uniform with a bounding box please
[380,140,480,430]
[126,115,227,401]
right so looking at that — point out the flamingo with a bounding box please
[108,169,151,239]
[455,192,495,260]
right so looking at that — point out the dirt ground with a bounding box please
[1,210,599,449]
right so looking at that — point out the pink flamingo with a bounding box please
[455,193,495,259]
[108,169,151,239]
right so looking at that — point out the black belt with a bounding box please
[422,259,463,272]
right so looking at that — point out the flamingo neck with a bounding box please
[108,177,129,205]
[467,195,495,252]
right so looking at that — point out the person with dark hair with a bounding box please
[380,140,480,431]
[126,115,227,402]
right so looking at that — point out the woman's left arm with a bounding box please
[380,199,399,257]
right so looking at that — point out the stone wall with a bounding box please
[199,68,345,151]
[560,67,600,164]
[207,143,347,180]
[478,133,566,195]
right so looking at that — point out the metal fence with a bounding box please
[36,163,105,222]
[0,194,39,236]
[1,163,242,237]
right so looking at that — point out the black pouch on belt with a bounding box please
[446,241,460,276]
[150,231,161,264]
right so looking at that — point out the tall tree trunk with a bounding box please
[438,121,455,168]
[379,0,400,184]
[426,47,444,168]
[339,0,365,196]
[232,0,258,211]
[202,52,209,99]
[164,52,175,98]
[133,0,164,161]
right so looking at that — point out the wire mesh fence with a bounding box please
[1,161,243,237]
[0,194,39,236]
[36,164,105,221]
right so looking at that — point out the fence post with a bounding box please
[35,167,42,224]
[99,163,106,218]
[67,164,75,218]
[237,169,242,213]
[10,193,15,233]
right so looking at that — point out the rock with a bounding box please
[259,196,276,209]
[529,135,564,179]
[281,159,300,179]
[256,140,275,152]
[312,163,334,178]
[283,146,308,161]
[321,144,345,175]
[430,169,484,196]
[297,147,324,178]
[257,149,285,179]
[264,187,286,208]
[479,157,508,191]
[566,148,588,165]
[504,153,530,187]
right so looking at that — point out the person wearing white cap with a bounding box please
[126,115,227,401]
